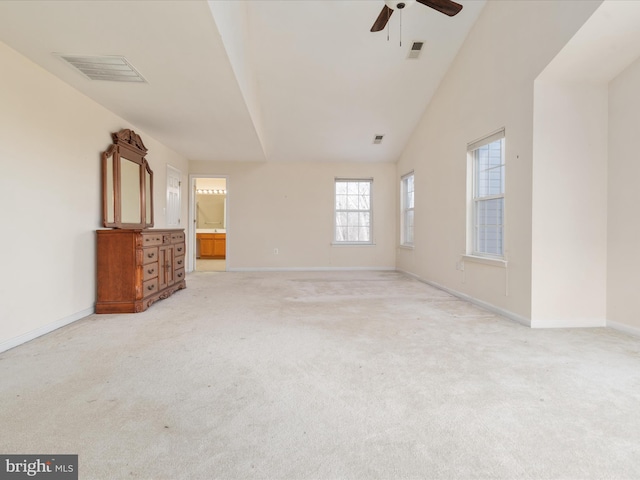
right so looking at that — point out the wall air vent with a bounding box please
[408,41,425,59]
[373,134,384,144]
[55,54,147,83]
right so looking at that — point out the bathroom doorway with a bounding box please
[189,176,228,272]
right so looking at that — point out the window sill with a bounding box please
[398,244,414,250]
[332,242,376,247]
[462,254,508,268]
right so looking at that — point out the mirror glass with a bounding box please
[105,154,115,224]
[120,157,142,225]
[102,129,153,229]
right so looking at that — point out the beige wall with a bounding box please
[607,55,640,334]
[190,161,396,270]
[395,0,602,323]
[531,82,608,327]
[0,41,189,350]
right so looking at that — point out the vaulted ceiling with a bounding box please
[0,0,485,163]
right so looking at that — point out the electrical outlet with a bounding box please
[274,248,279,255]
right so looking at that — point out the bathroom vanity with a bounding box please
[197,231,226,259]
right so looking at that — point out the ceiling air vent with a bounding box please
[408,41,425,59]
[55,54,147,83]
[373,134,384,144]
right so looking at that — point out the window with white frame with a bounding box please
[334,179,372,244]
[468,129,505,257]
[401,172,414,246]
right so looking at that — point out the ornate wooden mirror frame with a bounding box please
[102,129,154,229]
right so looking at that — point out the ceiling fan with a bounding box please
[370,0,463,32]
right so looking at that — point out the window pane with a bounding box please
[475,198,503,255]
[359,226,370,242]
[334,179,372,243]
[470,134,504,257]
[475,139,504,199]
[347,226,359,241]
[405,209,414,244]
[346,194,358,210]
[359,192,370,210]
[401,173,415,246]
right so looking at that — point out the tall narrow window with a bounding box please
[401,172,414,246]
[335,179,372,244]
[468,129,505,257]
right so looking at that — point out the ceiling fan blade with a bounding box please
[416,0,463,16]
[370,5,394,32]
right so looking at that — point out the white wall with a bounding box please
[396,0,602,322]
[0,41,189,351]
[190,160,396,271]
[531,82,608,327]
[607,56,640,334]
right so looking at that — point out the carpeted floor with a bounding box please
[1,270,640,479]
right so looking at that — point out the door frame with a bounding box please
[187,174,229,273]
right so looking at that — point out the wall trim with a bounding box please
[0,307,94,354]
[531,318,606,329]
[227,266,396,272]
[607,320,640,339]
[398,269,531,327]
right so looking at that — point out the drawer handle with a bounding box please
[147,268,154,274]
[177,272,183,278]
[147,253,155,258]
[176,247,183,253]
[147,284,154,291]
[177,259,183,265]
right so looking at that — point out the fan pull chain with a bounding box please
[387,8,390,42]
[400,9,402,47]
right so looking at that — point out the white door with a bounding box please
[166,165,181,227]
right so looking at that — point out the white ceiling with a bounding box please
[0,0,485,163]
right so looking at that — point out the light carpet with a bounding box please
[1,270,640,479]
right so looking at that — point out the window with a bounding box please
[401,172,414,246]
[334,179,372,244]
[468,129,505,257]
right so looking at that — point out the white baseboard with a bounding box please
[0,307,94,354]
[607,320,640,338]
[226,266,396,272]
[531,318,606,329]
[398,269,531,327]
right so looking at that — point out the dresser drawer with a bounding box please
[175,268,186,282]
[143,278,158,296]
[174,243,185,257]
[142,247,158,265]
[143,262,158,281]
[171,232,185,244]
[142,233,164,247]
[175,255,185,270]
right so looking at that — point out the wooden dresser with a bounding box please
[96,229,186,313]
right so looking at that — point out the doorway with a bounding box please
[189,175,228,272]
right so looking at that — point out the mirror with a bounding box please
[102,129,154,229]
